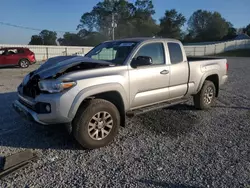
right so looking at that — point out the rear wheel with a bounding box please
[19,59,30,68]
[193,80,216,110]
[72,99,120,149]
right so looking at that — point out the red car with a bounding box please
[0,47,36,68]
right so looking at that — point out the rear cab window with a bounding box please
[167,42,183,64]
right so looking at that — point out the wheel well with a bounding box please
[205,74,219,97]
[84,91,126,127]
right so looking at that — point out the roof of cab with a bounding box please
[103,37,180,43]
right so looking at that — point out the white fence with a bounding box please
[1,39,250,61]
[184,39,250,56]
[0,44,93,61]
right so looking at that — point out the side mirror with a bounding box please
[131,56,153,68]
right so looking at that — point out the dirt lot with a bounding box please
[0,58,250,188]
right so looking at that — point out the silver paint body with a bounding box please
[14,38,228,125]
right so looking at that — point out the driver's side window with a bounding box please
[134,42,165,65]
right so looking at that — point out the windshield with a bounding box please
[85,41,139,65]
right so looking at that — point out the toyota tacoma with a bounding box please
[13,38,228,149]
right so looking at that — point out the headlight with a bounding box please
[38,80,76,93]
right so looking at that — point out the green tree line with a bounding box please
[28,0,250,46]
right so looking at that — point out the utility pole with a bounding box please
[111,12,117,40]
[112,13,114,40]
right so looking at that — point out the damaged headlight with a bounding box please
[38,80,76,93]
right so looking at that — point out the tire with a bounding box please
[19,59,30,68]
[72,99,120,149]
[193,80,216,110]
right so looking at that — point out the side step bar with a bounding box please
[126,98,189,117]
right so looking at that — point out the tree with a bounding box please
[58,32,82,46]
[29,35,43,45]
[29,30,57,45]
[225,27,237,39]
[58,29,107,46]
[81,31,107,46]
[182,31,194,43]
[187,10,230,42]
[77,0,132,38]
[77,0,159,40]
[39,30,57,45]
[158,9,186,39]
[237,27,245,34]
[131,0,159,37]
[222,22,237,40]
[135,0,155,16]
[246,24,250,36]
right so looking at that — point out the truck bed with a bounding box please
[187,56,227,96]
[187,56,224,62]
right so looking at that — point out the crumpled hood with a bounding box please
[31,56,115,79]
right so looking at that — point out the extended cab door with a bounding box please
[128,41,170,109]
[166,42,189,99]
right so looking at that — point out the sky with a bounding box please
[0,0,249,44]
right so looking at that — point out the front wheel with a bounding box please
[193,80,216,110]
[72,99,120,149]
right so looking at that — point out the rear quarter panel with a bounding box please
[188,58,227,95]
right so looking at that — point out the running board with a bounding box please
[126,98,189,117]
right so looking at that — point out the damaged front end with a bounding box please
[13,56,116,125]
[20,74,41,98]
[19,56,115,98]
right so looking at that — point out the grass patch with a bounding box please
[216,49,250,57]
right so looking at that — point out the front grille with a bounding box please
[23,75,41,98]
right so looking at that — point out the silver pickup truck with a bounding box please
[13,38,228,149]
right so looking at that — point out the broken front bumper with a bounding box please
[12,92,74,125]
[12,100,48,125]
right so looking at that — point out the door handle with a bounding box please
[160,70,169,74]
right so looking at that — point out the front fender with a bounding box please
[68,83,129,119]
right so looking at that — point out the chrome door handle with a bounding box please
[160,70,169,74]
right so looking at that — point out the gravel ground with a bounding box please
[0,58,250,188]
